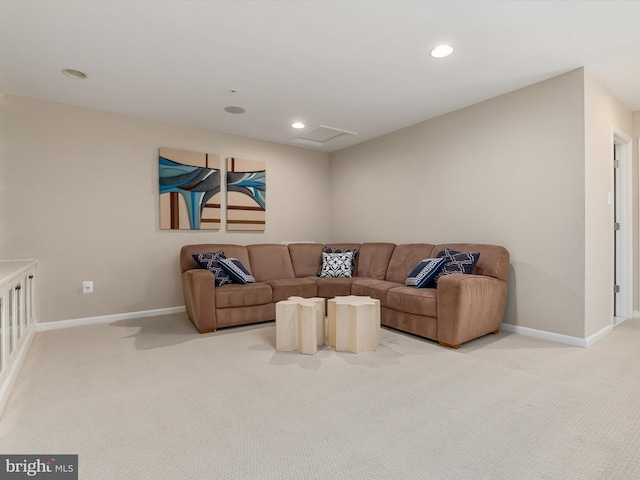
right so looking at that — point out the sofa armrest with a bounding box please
[182,269,217,333]
[436,274,507,348]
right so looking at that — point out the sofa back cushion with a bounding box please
[354,243,396,279]
[180,244,251,274]
[385,244,437,284]
[430,243,510,281]
[247,244,295,282]
[287,243,324,277]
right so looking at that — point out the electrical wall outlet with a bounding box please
[82,281,93,293]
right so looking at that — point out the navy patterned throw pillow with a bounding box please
[319,246,358,275]
[219,258,256,284]
[405,257,447,288]
[429,247,481,286]
[192,251,233,287]
[319,252,354,278]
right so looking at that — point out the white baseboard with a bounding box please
[585,324,613,347]
[613,310,640,327]
[500,322,613,348]
[613,316,626,327]
[37,306,186,332]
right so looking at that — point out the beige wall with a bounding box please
[329,69,589,337]
[0,95,331,323]
[583,70,633,337]
[2,69,634,339]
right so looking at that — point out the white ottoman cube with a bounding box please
[327,295,380,353]
[276,296,325,355]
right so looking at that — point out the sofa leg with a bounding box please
[438,341,460,349]
[493,329,500,334]
[198,327,217,334]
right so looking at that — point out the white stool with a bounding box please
[276,296,325,355]
[327,295,380,353]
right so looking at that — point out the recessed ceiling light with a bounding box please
[430,44,454,58]
[291,122,305,129]
[224,106,245,114]
[61,68,88,79]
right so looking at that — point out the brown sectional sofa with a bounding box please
[179,242,510,348]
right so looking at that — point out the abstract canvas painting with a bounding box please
[226,157,266,231]
[159,147,222,230]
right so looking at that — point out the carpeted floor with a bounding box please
[1,313,639,479]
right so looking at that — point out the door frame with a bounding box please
[611,126,632,324]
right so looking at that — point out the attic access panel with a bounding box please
[290,125,357,146]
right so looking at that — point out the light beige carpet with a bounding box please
[1,314,639,479]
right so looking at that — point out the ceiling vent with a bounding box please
[290,125,357,147]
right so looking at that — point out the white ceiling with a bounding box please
[2,0,640,153]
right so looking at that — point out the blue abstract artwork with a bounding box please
[159,148,221,230]
[226,157,266,231]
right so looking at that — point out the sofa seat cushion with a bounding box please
[351,278,399,307]
[215,283,272,308]
[313,277,355,298]
[387,286,437,317]
[265,278,318,302]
